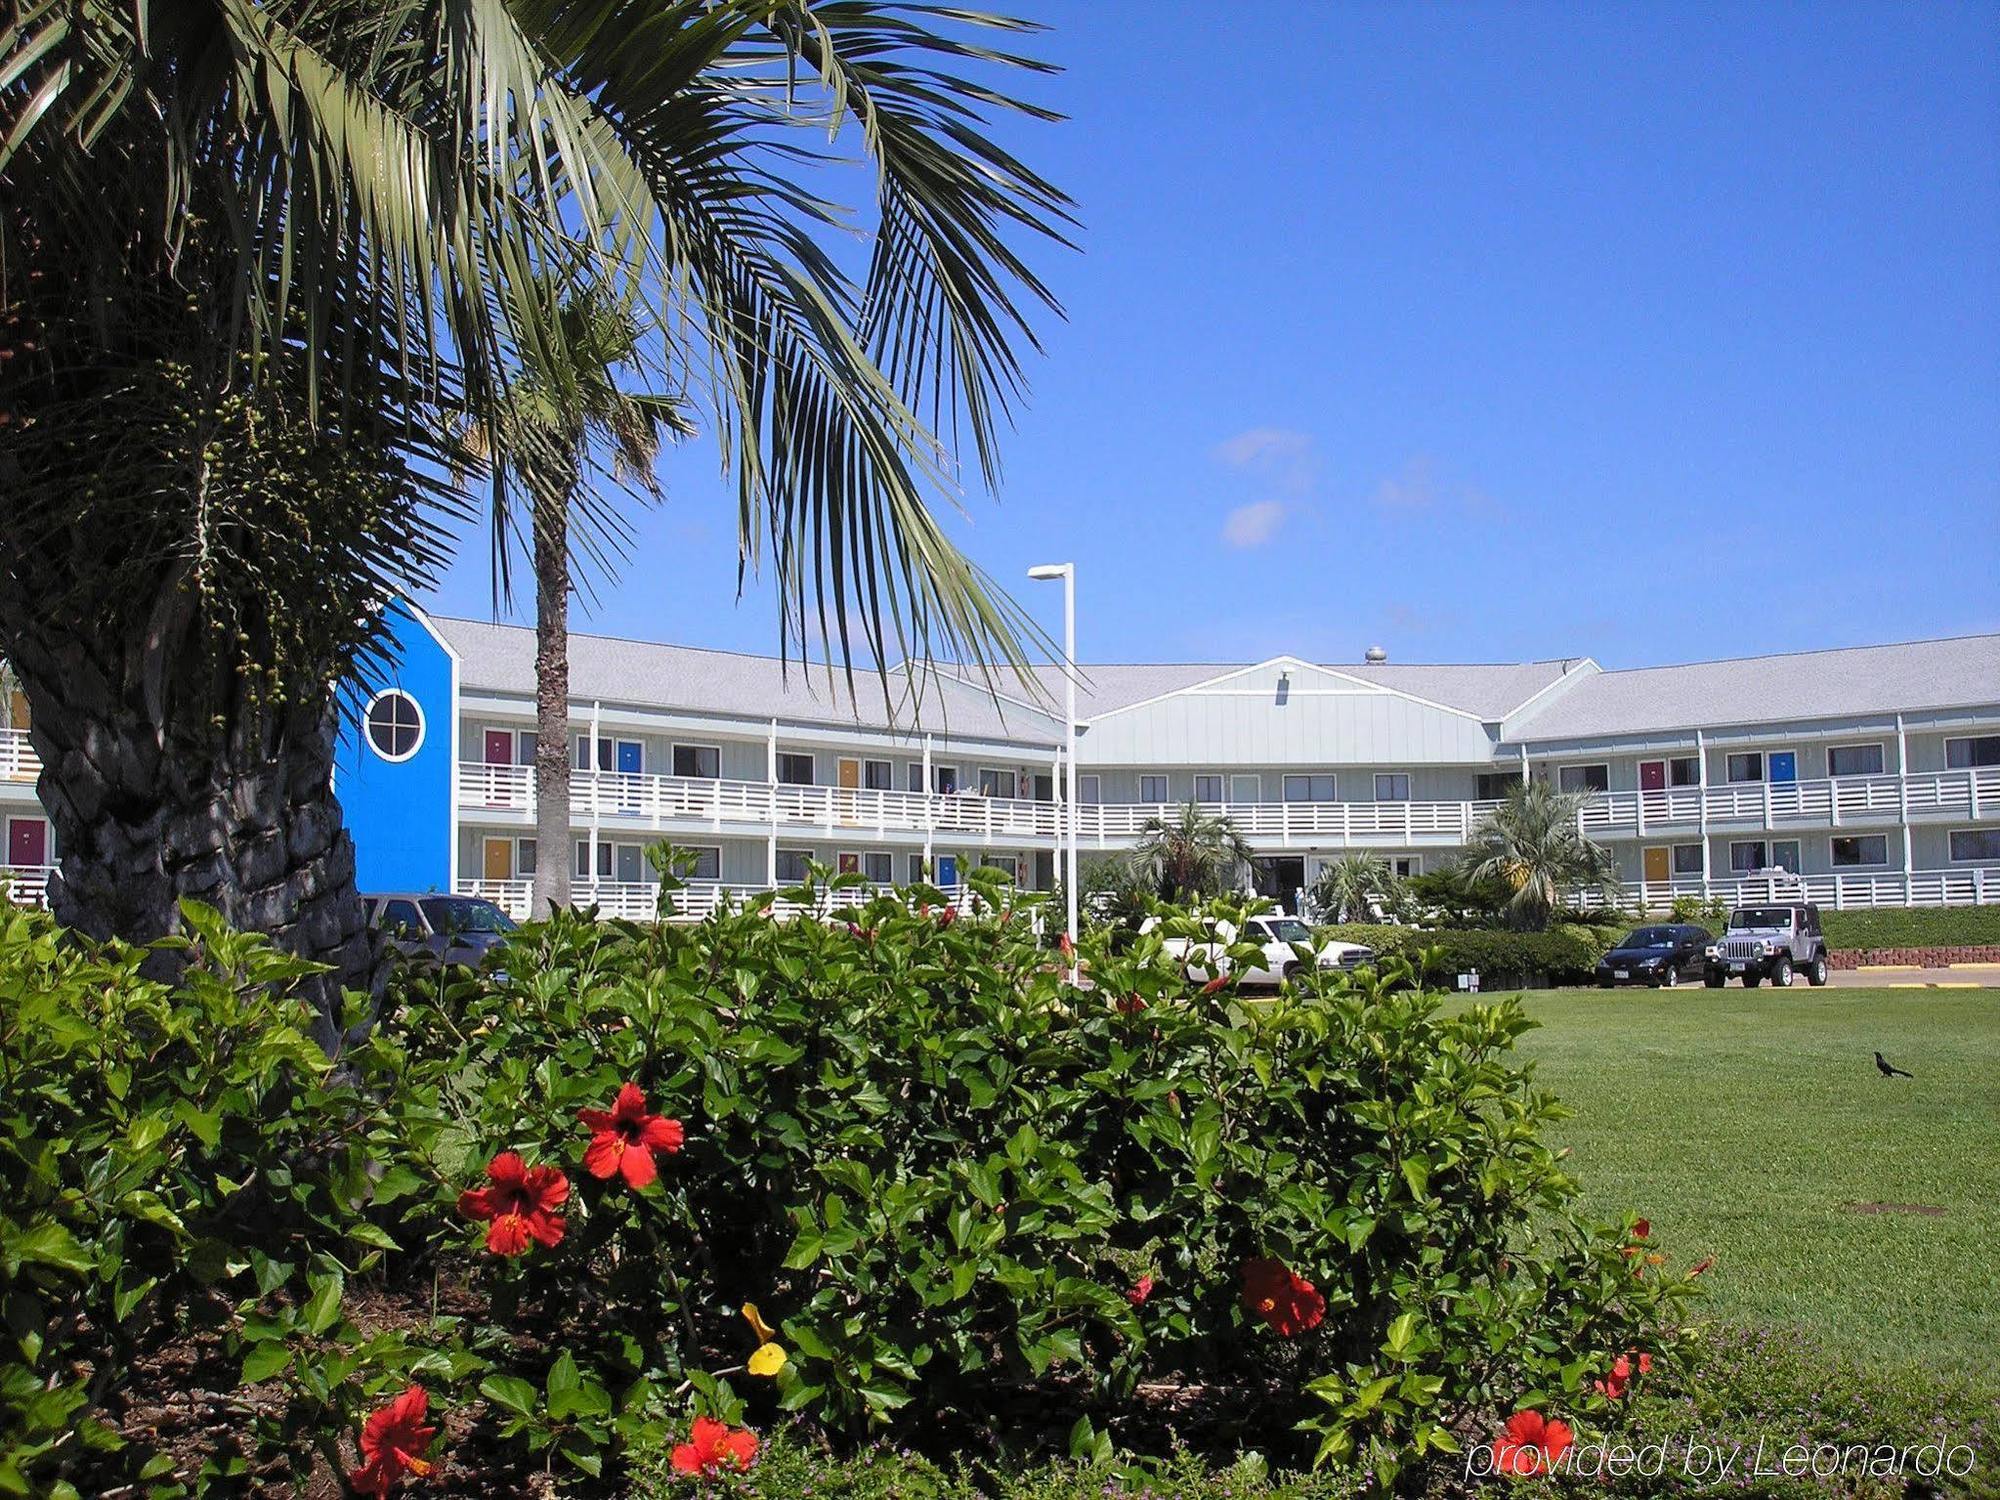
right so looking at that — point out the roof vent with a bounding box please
[1364,645,1388,663]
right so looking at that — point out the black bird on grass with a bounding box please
[1874,1051,1913,1078]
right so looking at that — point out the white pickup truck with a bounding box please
[1141,913,1375,989]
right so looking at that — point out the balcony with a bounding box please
[458,877,979,924]
[0,728,39,783]
[1601,864,2000,914]
[1577,768,2000,838]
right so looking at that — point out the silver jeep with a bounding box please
[1703,903,1830,988]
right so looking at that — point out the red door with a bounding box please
[484,730,513,764]
[1638,760,1666,792]
[8,818,47,867]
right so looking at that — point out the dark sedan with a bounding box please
[1595,924,1712,989]
[365,892,517,970]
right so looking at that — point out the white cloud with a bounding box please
[1371,455,1437,510]
[1223,499,1286,548]
[1212,427,1320,494]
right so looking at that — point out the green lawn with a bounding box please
[1496,985,2000,1382]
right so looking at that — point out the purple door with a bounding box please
[8,818,46,867]
[484,730,514,764]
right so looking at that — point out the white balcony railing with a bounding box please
[0,864,54,906]
[458,762,2000,847]
[456,877,983,925]
[0,728,38,783]
[1597,864,2000,914]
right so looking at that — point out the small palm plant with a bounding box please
[1465,781,1621,930]
[1127,802,1254,904]
[1308,853,1400,925]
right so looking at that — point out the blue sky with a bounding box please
[419,2,2000,673]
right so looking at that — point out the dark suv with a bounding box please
[365,893,517,969]
[1703,903,1830,988]
[1595,924,1712,988]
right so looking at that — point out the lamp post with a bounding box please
[1027,563,1077,976]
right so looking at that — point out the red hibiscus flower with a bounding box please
[458,1152,568,1255]
[1199,974,1229,997]
[670,1415,759,1476]
[1493,1409,1573,1476]
[1126,1274,1155,1307]
[1115,992,1147,1015]
[1058,931,1075,958]
[1593,1353,1633,1399]
[846,922,875,942]
[348,1385,437,1496]
[1621,1218,1651,1260]
[1240,1256,1325,1336]
[938,906,957,928]
[1638,1352,1654,1375]
[1688,1254,1715,1277]
[579,1083,685,1189]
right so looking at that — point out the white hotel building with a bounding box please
[2,606,1997,918]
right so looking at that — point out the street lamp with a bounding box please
[1027,563,1077,975]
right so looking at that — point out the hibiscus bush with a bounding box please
[1,871,1698,1496]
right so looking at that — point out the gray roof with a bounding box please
[996,658,1576,722]
[1509,633,2000,741]
[431,616,1063,745]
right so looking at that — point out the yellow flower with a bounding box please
[740,1303,777,1344]
[748,1342,788,1377]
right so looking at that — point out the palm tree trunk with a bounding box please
[531,495,573,918]
[10,630,374,1044]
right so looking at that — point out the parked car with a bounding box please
[1142,913,1374,988]
[1595,924,1712,988]
[364,892,517,969]
[1703,903,1830,988]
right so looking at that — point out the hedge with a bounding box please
[1314,923,1618,988]
[1819,906,2000,952]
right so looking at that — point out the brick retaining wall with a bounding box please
[1830,944,2000,970]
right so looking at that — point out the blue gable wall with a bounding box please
[335,600,457,893]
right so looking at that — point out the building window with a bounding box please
[909,853,929,884]
[1139,774,1169,803]
[775,849,812,883]
[1475,772,1523,800]
[1557,764,1609,794]
[1391,856,1421,878]
[517,838,537,876]
[1078,774,1101,805]
[686,846,721,880]
[1668,756,1700,787]
[933,765,959,794]
[575,840,618,879]
[862,851,893,883]
[1672,843,1703,875]
[864,759,893,791]
[1827,743,1884,778]
[979,768,1017,798]
[1193,774,1224,802]
[1946,736,2000,769]
[981,855,1019,881]
[777,753,815,786]
[1949,829,2000,863]
[672,744,720,779]
[1831,835,1888,868]
[363,690,425,762]
[1726,753,1764,784]
[1374,773,1411,801]
[1771,839,1800,872]
[1282,773,1336,802]
[1729,841,1767,873]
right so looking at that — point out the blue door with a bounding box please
[617,741,643,775]
[935,854,958,887]
[1768,751,1797,784]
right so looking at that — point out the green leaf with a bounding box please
[10,1221,92,1276]
[480,1375,539,1419]
[303,1269,343,1337]
[240,1342,292,1383]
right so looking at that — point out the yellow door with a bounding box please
[483,838,513,880]
[836,758,861,825]
[838,759,860,789]
[1642,847,1671,885]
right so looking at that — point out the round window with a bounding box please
[364,689,426,762]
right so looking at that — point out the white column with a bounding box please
[767,718,779,887]
[1062,574,1078,968]
[588,700,602,899]
[1896,713,1913,902]
[922,733,934,876]
[1696,728,1711,895]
